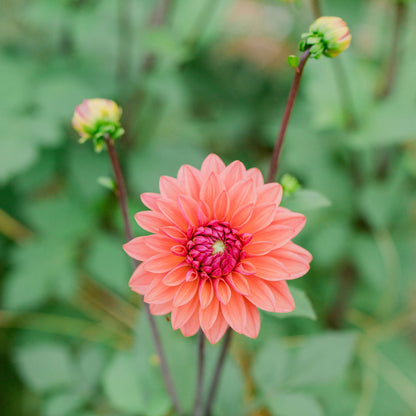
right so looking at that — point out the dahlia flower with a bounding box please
[124,154,312,343]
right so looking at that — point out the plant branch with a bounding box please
[104,136,182,415]
[203,328,232,416]
[267,49,311,183]
[193,330,205,416]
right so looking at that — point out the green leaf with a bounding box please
[267,393,324,416]
[103,350,170,416]
[283,189,331,212]
[274,288,317,320]
[43,391,85,416]
[14,342,74,393]
[287,331,357,387]
[85,233,131,296]
[252,339,290,395]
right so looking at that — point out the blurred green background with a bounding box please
[1,0,416,415]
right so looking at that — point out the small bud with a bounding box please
[72,99,124,151]
[299,16,351,59]
[281,174,301,195]
[97,176,116,191]
[287,55,299,68]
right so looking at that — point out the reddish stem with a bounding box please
[267,49,311,183]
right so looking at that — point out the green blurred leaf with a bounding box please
[267,392,324,416]
[43,391,85,416]
[283,189,331,212]
[287,331,357,387]
[14,342,74,393]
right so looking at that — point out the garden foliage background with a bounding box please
[1,0,416,415]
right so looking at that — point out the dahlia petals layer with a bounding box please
[231,203,255,227]
[273,208,306,237]
[150,301,173,315]
[178,195,200,226]
[201,153,226,177]
[214,278,232,305]
[157,198,189,230]
[245,277,276,312]
[199,278,214,309]
[269,248,311,279]
[143,253,184,273]
[267,281,295,312]
[199,172,223,213]
[199,298,219,331]
[173,280,199,307]
[227,272,250,295]
[162,265,189,286]
[250,224,296,249]
[240,203,277,234]
[243,299,260,338]
[249,256,291,280]
[221,291,247,333]
[141,192,161,211]
[214,190,230,221]
[159,176,182,199]
[129,264,156,295]
[180,311,200,337]
[162,226,187,244]
[171,294,199,329]
[221,160,246,189]
[257,183,283,205]
[177,165,202,200]
[227,179,256,216]
[204,310,229,344]
[246,167,264,187]
[123,237,157,261]
[144,235,176,251]
[135,211,170,233]
[245,241,277,256]
[144,282,177,304]
[281,241,313,263]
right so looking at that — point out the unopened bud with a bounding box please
[72,99,124,151]
[299,16,351,59]
[281,174,300,195]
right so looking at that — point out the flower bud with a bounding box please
[72,99,124,151]
[299,16,351,59]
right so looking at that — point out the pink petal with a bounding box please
[248,256,291,280]
[230,203,254,228]
[157,198,189,231]
[123,237,157,261]
[199,172,222,213]
[179,311,201,337]
[227,179,256,217]
[226,272,250,295]
[246,167,264,187]
[250,224,297,250]
[280,241,313,263]
[267,281,295,312]
[143,253,184,273]
[135,211,170,233]
[144,235,175,251]
[140,192,161,211]
[245,241,277,256]
[203,310,229,344]
[220,291,247,333]
[220,160,246,189]
[159,176,182,199]
[150,301,173,315]
[144,281,177,304]
[243,299,260,338]
[199,297,219,331]
[273,208,306,237]
[129,264,158,295]
[178,195,200,226]
[200,154,226,177]
[173,280,199,307]
[177,165,202,200]
[214,278,232,305]
[240,203,277,234]
[162,265,189,286]
[162,226,187,244]
[245,277,276,312]
[199,278,214,309]
[256,183,283,205]
[171,294,199,329]
[214,190,230,221]
[269,249,311,279]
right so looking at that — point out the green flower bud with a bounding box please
[281,174,301,195]
[72,99,124,151]
[300,16,351,59]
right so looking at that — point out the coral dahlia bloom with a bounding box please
[124,154,312,344]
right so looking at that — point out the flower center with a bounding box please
[186,220,250,278]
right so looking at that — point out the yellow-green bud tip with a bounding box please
[72,98,124,151]
[299,16,351,59]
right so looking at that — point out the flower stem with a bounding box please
[310,0,322,17]
[193,330,205,416]
[378,0,407,99]
[203,328,232,416]
[267,49,311,183]
[104,136,182,415]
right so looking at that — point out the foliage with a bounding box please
[1,0,416,415]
